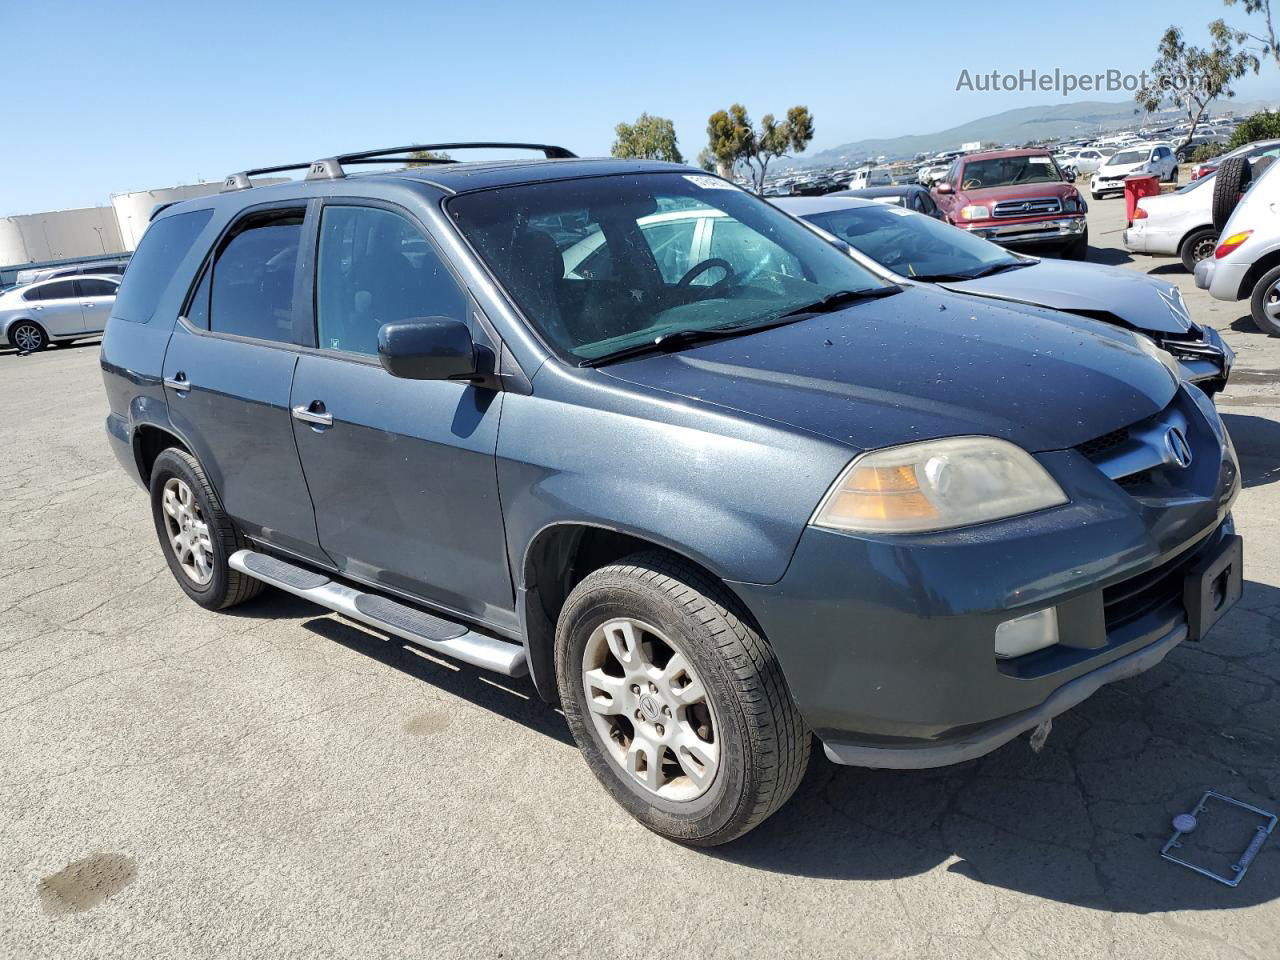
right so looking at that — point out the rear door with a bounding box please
[23,280,85,335]
[161,201,326,564]
[289,200,513,625]
[75,277,118,333]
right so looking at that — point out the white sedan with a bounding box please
[1122,174,1218,272]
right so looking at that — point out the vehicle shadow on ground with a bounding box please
[1224,413,1280,488]
[1229,314,1266,335]
[226,590,574,747]
[1086,246,1133,266]
[1147,263,1188,277]
[712,579,1280,914]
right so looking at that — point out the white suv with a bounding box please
[1090,144,1178,199]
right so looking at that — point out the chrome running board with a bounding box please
[229,549,527,677]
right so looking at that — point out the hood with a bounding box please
[600,286,1177,454]
[1098,160,1145,176]
[951,181,1078,207]
[937,259,1195,336]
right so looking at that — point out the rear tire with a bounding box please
[8,320,46,353]
[555,551,810,846]
[1213,156,1252,232]
[1179,228,1218,273]
[149,448,264,610]
[1248,263,1280,337]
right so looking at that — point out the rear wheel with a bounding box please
[9,320,46,353]
[1179,228,1218,273]
[1249,264,1280,337]
[555,552,810,845]
[149,448,264,610]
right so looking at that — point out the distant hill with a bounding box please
[793,98,1275,167]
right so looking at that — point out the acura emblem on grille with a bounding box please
[1165,427,1193,468]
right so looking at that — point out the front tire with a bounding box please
[8,320,47,353]
[555,552,810,846]
[1062,226,1089,261]
[1249,264,1280,337]
[149,448,264,610]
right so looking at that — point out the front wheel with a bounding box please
[149,448,264,610]
[555,553,810,846]
[1249,264,1280,337]
[1062,227,1089,261]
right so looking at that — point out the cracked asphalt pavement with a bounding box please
[2,195,1279,959]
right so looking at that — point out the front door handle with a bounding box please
[292,402,333,427]
[164,373,191,392]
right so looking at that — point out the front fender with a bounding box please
[498,365,854,587]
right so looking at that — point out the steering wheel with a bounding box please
[677,258,736,292]
[962,178,982,190]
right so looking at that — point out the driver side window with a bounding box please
[315,205,467,356]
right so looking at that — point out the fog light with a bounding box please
[994,608,1059,659]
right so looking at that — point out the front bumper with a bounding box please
[1091,176,1129,194]
[731,387,1240,767]
[963,216,1086,246]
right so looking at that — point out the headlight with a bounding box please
[1133,332,1182,381]
[958,204,990,220]
[811,436,1068,534]
[1062,195,1082,213]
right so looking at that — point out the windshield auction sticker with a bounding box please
[684,175,738,190]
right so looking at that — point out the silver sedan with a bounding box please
[0,274,118,353]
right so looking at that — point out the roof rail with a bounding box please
[222,142,577,192]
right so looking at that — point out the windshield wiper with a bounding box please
[578,316,809,367]
[913,261,1033,282]
[775,285,901,320]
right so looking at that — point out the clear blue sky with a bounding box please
[2,0,1276,215]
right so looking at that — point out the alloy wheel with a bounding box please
[161,477,214,585]
[1191,235,1217,264]
[580,617,719,801]
[12,323,41,352]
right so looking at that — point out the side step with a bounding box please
[229,550,527,677]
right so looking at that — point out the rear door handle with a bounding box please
[292,402,333,427]
[164,373,190,392]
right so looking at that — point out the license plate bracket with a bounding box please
[1183,534,1243,642]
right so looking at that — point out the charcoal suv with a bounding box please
[102,143,1242,845]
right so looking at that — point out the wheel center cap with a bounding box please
[638,694,661,721]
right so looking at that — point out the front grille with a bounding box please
[992,197,1062,218]
[1103,547,1197,629]
[1076,427,1131,461]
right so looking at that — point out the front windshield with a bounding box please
[1110,149,1148,165]
[958,155,1063,189]
[804,204,1020,279]
[448,172,891,361]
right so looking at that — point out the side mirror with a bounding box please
[377,317,477,381]
[934,182,954,195]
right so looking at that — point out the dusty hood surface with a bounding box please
[937,259,1195,337]
[601,286,1177,453]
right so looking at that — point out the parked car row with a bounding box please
[97,144,1242,846]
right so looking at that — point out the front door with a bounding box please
[289,202,514,627]
[162,202,325,565]
[74,277,117,333]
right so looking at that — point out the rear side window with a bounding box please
[112,209,213,323]
[26,280,77,301]
[210,209,304,343]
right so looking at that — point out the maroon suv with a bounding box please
[932,149,1089,259]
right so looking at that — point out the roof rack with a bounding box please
[221,142,577,192]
